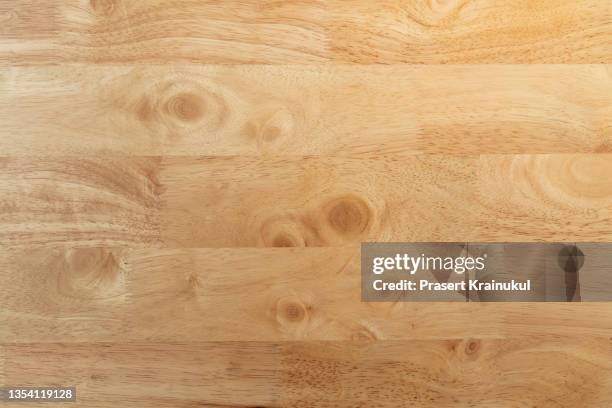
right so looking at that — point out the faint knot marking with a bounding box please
[135,96,156,124]
[465,339,481,356]
[0,10,16,24]
[272,232,300,247]
[594,142,611,153]
[245,107,295,148]
[324,194,372,237]
[428,0,467,14]
[187,273,202,290]
[407,0,468,27]
[262,108,294,142]
[164,92,205,123]
[259,215,306,248]
[276,296,309,326]
[57,248,124,301]
[90,373,106,381]
[90,0,116,15]
[351,326,378,342]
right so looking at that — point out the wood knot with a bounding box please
[350,326,378,342]
[186,273,202,291]
[594,142,611,153]
[259,215,306,247]
[428,0,467,15]
[465,339,481,356]
[90,0,116,16]
[275,296,310,326]
[90,373,106,381]
[542,155,612,202]
[406,0,468,27]
[284,302,305,322]
[263,109,294,141]
[245,107,296,149]
[164,92,205,123]
[324,195,372,237]
[124,77,228,136]
[271,232,301,247]
[57,248,125,300]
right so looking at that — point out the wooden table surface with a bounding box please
[1,1,611,407]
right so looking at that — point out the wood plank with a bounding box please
[3,246,611,343]
[329,0,612,63]
[281,338,612,407]
[476,154,612,241]
[1,342,283,408]
[2,154,611,247]
[1,0,329,65]
[161,154,612,246]
[2,1,611,64]
[1,65,610,156]
[0,1,58,39]
[0,247,501,342]
[160,155,479,247]
[2,339,610,407]
[0,157,161,247]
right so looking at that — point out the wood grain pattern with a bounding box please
[1,342,283,408]
[1,0,328,65]
[0,157,161,247]
[2,155,612,247]
[2,339,610,407]
[160,155,479,247]
[2,0,611,64]
[1,65,610,155]
[329,0,612,63]
[477,155,612,240]
[3,1,612,406]
[2,247,612,343]
[162,154,612,245]
[0,247,496,342]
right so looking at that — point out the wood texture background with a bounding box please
[1,0,611,407]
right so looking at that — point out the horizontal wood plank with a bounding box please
[0,247,499,342]
[1,342,283,407]
[160,155,479,247]
[329,0,612,63]
[2,339,610,407]
[477,155,612,240]
[1,65,610,155]
[161,154,612,246]
[2,247,611,342]
[1,0,329,65]
[2,0,610,64]
[0,157,161,247]
[1,154,611,247]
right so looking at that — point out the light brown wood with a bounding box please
[160,155,479,247]
[478,155,612,240]
[0,157,161,247]
[0,247,492,342]
[3,1,612,406]
[2,0,610,64]
[2,155,612,247]
[2,339,610,407]
[1,342,283,407]
[2,247,612,343]
[329,0,612,63]
[1,65,610,155]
